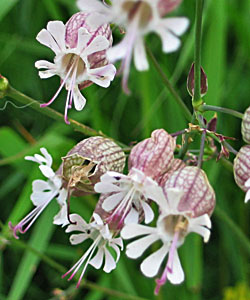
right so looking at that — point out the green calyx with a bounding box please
[0,75,9,98]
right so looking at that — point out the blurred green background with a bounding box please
[0,0,250,299]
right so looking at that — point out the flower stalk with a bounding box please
[200,104,244,119]
[193,0,204,109]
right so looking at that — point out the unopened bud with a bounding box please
[187,63,208,98]
[128,129,176,180]
[62,137,125,193]
[164,166,216,217]
[157,159,186,186]
[241,107,250,144]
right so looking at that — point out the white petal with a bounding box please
[124,207,139,224]
[126,234,159,259]
[73,86,86,111]
[89,247,104,269]
[84,36,109,56]
[76,27,91,53]
[189,225,211,243]
[53,203,69,227]
[31,191,53,206]
[107,41,127,63]
[145,185,167,210]
[88,64,116,88]
[141,201,154,224]
[24,156,40,164]
[93,213,104,226]
[56,188,68,205]
[190,214,211,229]
[39,165,55,178]
[77,0,107,13]
[161,17,189,36]
[47,21,66,51]
[103,248,116,273]
[165,188,184,212]
[35,60,55,70]
[167,251,184,284]
[102,192,124,212]
[109,243,121,262]
[140,244,169,277]
[94,182,122,193]
[34,153,47,164]
[32,179,50,192]
[36,28,61,54]
[38,70,56,79]
[121,223,157,239]
[112,237,123,249]
[133,38,149,71]
[245,189,250,203]
[157,29,181,53]
[70,233,89,245]
[65,214,87,232]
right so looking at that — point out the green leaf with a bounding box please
[0,0,19,21]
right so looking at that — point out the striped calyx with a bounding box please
[158,0,182,17]
[241,107,250,144]
[157,159,186,187]
[62,137,126,193]
[233,145,250,192]
[164,166,216,217]
[128,129,176,180]
[65,12,113,90]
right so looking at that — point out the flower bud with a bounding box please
[187,63,208,98]
[128,129,176,180]
[158,0,183,17]
[233,145,250,192]
[0,74,9,98]
[62,137,126,193]
[164,166,216,217]
[241,107,250,144]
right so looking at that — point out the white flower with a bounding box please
[121,188,211,295]
[94,168,166,227]
[9,148,68,239]
[35,21,116,123]
[62,213,123,287]
[77,0,189,92]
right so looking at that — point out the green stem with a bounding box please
[200,104,244,119]
[193,0,204,106]
[146,46,192,121]
[6,86,104,137]
[214,206,250,256]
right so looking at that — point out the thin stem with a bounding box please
[146,46,192,121]
[200,104,244,119]
[170,129,187,137]
[197,130,206,168]
[193,0,204,106]
[4,84,128,149]
[214,206,250,257]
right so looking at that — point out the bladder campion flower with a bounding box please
[77,0,189,92]
[94,129,175,227]
[35,13,116,124]
[121,166,215,294]
[62,213,123,287]
[9,148,68,238]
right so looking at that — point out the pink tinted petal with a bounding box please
[36,29,61,54]
[141,244,169,277]
[84,36,109,56]
[47,21,66,51]
[76,27,91,53]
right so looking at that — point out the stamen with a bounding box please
[154,231,180,295]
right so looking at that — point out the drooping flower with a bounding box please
[9,148,68,239]
[94,129,175,227]
[62,213,123,287]
[233,145,250,203]
[61,136,126,194]
[121,166,215,294]
[77,0,189,92]
[35,13,116,124]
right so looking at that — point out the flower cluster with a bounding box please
[10,129,215,294]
